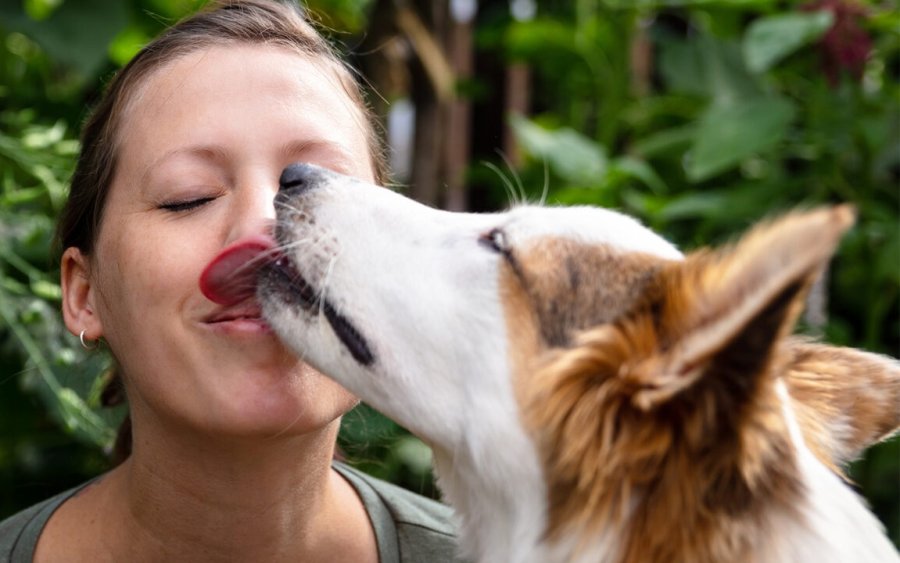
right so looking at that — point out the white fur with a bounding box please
[767,380,898,562]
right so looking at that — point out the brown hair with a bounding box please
[57,0,388,463]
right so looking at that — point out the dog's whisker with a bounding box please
[482,161,520,208]
[274,199,308,215]
[539,159,550,207]
[497,150,527,205]
[273,237,316,256]
[226,246,284,277]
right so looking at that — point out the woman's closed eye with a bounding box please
[158,196,216,213]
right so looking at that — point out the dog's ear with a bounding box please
[629,206,855,410]
[783,339,900,472]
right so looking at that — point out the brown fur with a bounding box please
[506,239,664,347]
[783,339,900,474]
[503,206,899,562]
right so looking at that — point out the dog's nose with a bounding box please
[279,162,327,194]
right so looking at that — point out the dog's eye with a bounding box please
[159,197,215,213]
[480,228,510,255]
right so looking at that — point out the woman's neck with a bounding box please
[36,418,377,562]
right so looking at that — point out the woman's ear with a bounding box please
[61,247,103,340]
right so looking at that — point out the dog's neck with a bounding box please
[431,417,550,563]
[432,423,628,563]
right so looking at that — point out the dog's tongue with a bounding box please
[200,235,276,306]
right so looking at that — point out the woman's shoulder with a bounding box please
[334,462,467,562]
[0,482,92,562]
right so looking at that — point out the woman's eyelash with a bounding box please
[159,197,215,212]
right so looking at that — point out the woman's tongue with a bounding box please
[200,235,276,306]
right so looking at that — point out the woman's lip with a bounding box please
[203,316,273,336]
[204,303,264,323]
[202,300,273,335]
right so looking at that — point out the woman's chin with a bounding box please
[207,376,358,440]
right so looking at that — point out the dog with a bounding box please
[247,163,899,562]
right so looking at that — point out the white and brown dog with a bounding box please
[207,163,900,562]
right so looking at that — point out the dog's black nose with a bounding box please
[279,162,328,193]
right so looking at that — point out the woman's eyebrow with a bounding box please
[279,139,356,173]
[140,144,230,184]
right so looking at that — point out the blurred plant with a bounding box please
[0,111,116,448]
[0,108,124,513]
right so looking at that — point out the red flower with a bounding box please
[802,0,872,85]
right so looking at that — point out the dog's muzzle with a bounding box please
[260,162,377,368]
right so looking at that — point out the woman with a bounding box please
[0,1,461,561]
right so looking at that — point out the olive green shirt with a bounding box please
[0,463,463,562]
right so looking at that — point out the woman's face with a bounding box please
[85,45,372,438]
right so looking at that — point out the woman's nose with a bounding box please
[226,175,279,243]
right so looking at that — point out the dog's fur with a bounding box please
[259,164,900,563]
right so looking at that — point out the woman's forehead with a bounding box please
[115,43,371,179]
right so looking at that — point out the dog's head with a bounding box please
[257,163,680,446]
[259,163,900,451]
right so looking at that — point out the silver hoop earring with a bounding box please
[79,330,98,350]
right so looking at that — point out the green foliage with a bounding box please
[0,109,121,513]
[0,0,129,79]
[339,404,437,497]
[743,10,833,72]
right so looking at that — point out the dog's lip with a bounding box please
[200,234,278,306]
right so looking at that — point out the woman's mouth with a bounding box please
[204,303,273,335]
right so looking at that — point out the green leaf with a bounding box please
[632,124,697,158]
[686,96,795,182]
[510,115,607,185]
[658,34,761,104]
[22,120,66,149]
[57,387,112,438]
[657,191,732,221]
[5,0,129,77]
[108,24,152,67]
[339,403,400,444]
[603,0,776,7]
[30,279,61,301]
[610,157,667,194]
[0,289,114,448]
[743,11,834,73]
[505,19,577,61]
[393,436,433,475]
[23,0,63,21]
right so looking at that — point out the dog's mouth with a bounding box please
[260,256,375,367]
[259,254,320,311]
[200,237,375,367]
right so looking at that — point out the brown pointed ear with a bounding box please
[61,246,104,341]
[630,206,855,410]
[784,338,900,472]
